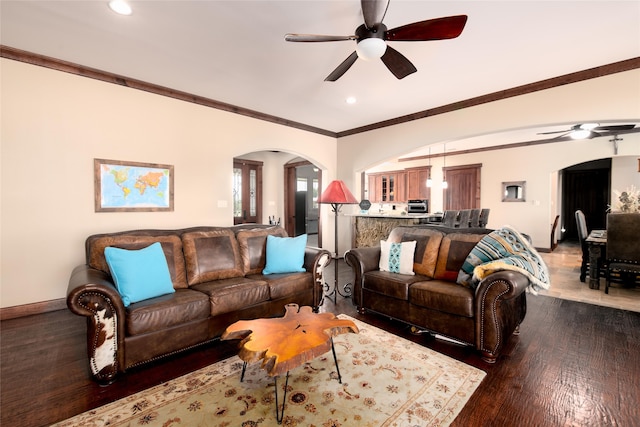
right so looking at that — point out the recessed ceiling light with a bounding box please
[108,0,132,16]
[346,97,357,105]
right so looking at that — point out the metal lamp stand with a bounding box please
[324,202,352,304]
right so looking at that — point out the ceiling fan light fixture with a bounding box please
[570,129,592,140]
[569,129,591,139]
[356,38,387,61]
[579,122,600,131]
[108,0,132,15]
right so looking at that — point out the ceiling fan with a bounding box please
[284,0,468,81]
[537,123,636,140]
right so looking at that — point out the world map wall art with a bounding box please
[94,158,174,212]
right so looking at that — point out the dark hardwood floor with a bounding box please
[2,260,639,427]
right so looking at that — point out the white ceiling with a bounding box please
[2,0,639,153]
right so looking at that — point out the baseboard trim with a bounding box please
[0,298,67,321]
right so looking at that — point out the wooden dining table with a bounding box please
[585,229,606,289]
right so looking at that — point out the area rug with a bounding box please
[53,316,486,427]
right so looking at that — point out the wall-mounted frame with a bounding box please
[502,181,526,202]
[94,158,174,212]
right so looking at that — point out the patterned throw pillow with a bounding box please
[379,240,416,275]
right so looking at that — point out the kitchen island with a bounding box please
[348,213,442,248]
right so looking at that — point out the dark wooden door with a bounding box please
[443,164,482,210]
[562,160,611,240]
[233,159,262,224]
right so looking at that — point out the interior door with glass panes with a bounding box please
[233,159,262,224]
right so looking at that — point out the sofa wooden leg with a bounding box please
[480,352,498,364]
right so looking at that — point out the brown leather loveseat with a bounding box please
[67,225,330,384]
[345,225,530,363]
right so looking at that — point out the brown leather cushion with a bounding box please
[236,227,287,275]
[363,270,429,301]
[388,228,445,278]
[409,280,474,317]
[434,233,486,281]
[182,229,244,285]
[125,289,210,335]
[191,277,270,316]
[87,234,188,289]
[247,271,313,300]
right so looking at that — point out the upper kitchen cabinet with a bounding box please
[367,171,407,203]
[406,166,431,200]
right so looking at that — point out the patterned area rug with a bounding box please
[54,316,485,427]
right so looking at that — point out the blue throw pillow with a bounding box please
[263,234,307,275]
[104,242,175,307]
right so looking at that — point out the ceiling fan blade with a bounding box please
[595,124,635,132]
[285,33,356,42]
[325,51,359,82]
[537,129,570,135]
[380,46,417,79]
[361,0,390,29]
[386,15,468,41]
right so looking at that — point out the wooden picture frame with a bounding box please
[94,158,174,212]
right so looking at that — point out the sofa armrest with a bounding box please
[304,247,332,308]
[67,264,126,384]
[474,270,529,362]
[344,246,382,310]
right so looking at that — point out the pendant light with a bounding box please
[442,143,448,189]
[426,146,433,188]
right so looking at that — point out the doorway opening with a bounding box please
[284,160,322,247]
[561,158,611,241]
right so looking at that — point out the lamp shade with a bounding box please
[318,180,358,204]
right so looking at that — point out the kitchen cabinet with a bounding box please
[406,166,431,200]
[367,171,407,202]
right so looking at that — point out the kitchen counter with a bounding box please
[348,213,443,248]
[348,213,441,219]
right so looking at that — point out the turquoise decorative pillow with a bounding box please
[104,242,175,307]
[379,240,416,275]
[263,234,307,275]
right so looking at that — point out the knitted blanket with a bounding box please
[457,226,550,294]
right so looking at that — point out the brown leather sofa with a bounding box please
[67,225,330,384]
[345,225,529,363]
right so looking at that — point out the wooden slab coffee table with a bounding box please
[221,303,358,423]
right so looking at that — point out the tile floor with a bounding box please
[539,241,639,313]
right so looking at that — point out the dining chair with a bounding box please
[550,215,560,251]
[469,209,481,227]
[457,209,472,228]
[479,208,490,227]
[605,213,640,294]
[575,210,590,282]
[441,210,458,227]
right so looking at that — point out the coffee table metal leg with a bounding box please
[240,361,247,382]
[330,337,342,384]
[274,371,290,424]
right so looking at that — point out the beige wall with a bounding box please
[2,58,639,309]
[337,69,640,249]
[0,59,336,308]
